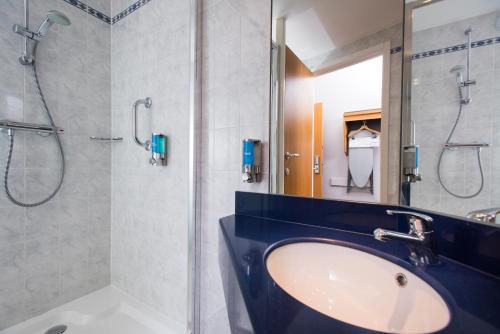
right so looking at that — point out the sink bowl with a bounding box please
[266,242,450,334]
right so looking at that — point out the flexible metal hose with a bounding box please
[437,86,484,199]
[3,44,65,207]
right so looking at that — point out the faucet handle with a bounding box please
[467,207,500,224]
[386,210,433,222]
[386,210,433,234]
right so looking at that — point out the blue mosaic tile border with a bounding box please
[112,0,153,24]
[62,0,152,25]
[388,36,499,59]
[62,1,498,57]
[62,0,112,24]
[412,36,500,60]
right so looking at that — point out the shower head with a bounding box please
[450,65,465,84]
[12,10,70,65]
[35,10,71,38]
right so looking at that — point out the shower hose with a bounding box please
[437,85,484,199]
[3,44,65,207]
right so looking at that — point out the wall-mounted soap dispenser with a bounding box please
[242,139,262,183]
[150,133,167,166]
[403,121,422,182]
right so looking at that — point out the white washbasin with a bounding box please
[266,242,450,334]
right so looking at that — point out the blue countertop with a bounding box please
[219,214,500,334]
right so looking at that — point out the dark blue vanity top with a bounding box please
[219,192,500,334]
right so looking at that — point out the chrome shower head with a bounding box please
[450,65,465,85]
[36,10,71,37]
[12,10,71,65]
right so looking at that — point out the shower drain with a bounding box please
[44,325,68,334]
[395,273,408,287]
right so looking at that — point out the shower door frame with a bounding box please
[400,0,444,205]
[188,0,201,333]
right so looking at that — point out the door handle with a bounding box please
[313,155,321,174]
[285,152,300,160]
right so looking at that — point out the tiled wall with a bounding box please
[110,0,191,331]
[411,11,500,216]
[85,0,111,17]
[200,0,270,332]
[0,0,111,329]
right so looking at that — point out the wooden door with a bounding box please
[313,103,324,198]
[284,47,314,197]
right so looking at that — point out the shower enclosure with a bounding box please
[402,0,500,217]
[0,0,199,333]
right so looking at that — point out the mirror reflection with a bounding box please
[270,0,404,203]
[404,0,500,223]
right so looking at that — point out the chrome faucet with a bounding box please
[467,208,500,224]
[374,210,438,265]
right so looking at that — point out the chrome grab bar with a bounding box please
[132,97,152,151]
[0,119,63,134]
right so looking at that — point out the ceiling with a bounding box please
[413,0,500,32]
[273,0,403,67]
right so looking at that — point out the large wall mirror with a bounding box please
[402,0,500,223]
[270,0,404,204]
[269,0,500,225]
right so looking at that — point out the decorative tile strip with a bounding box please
[61,0,154,25]
[60,1,498,55]
[87,6,112,24]
[61,0,112,24]
[412,36,500,60]
[112,0,153,24]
